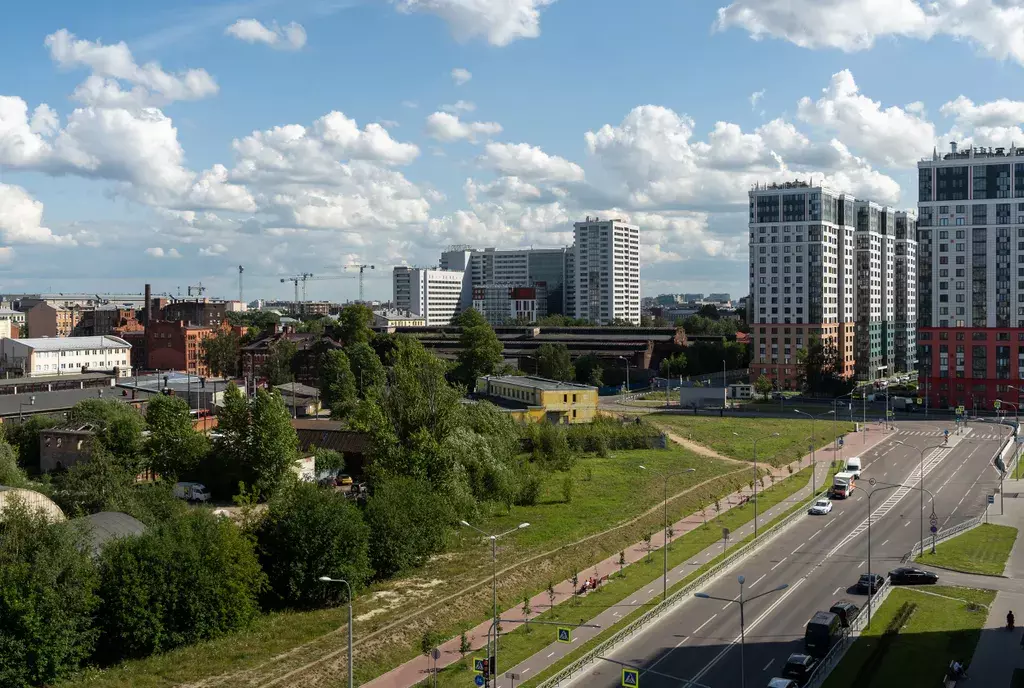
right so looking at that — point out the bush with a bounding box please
[0,500,99,686]
[94,510,265,663]
[531,422,574,470]
[364,476,453,579]
[256,482,373,610]
[515,463,544,506]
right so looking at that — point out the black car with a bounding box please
[781,654,819,686]
[856,573,884,594]
[829,600,861,628]
[889,567,939,585]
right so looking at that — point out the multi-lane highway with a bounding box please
[570,420,1008,688]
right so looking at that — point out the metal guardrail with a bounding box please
[902,514,984,564]
[804,580,895,688]
[536,487,829,688]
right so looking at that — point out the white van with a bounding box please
[845,456,862,478]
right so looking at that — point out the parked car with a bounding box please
[338,474,354,486]
[767,679,800,688]
[856,573,885,594]
[829,600,861,628]
[781,653,820,686]
[888,567,939,585]
[808,498,833,515]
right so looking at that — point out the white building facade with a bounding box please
[0,336,133,377]
[570,218,641,325]
[392,268,465,326]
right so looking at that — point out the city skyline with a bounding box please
[2,1,1024,302]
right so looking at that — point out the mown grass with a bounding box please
[650,414,856,467]
[822,586,994,688]
[917,524,1018,576]
[58,445,755,688]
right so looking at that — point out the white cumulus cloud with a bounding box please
[451,67,473,85]
[395,0,557,46]
[425,112,502,143]
[0,183,75,245]
[225,19,307,50]
[481,142,585,182]
[145,246,181,258]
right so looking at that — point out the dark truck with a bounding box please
[804,610,842,658]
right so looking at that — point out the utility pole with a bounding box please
[238,265,244,304]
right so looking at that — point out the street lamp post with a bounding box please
[640,465,696,600]
[317,576,354,688]
[19,394,35,422]
[894,440,946,558]
[618,356,630,393]
[694,576,788,688]
[794,409,834,494]
[460,520,529,683]
[864,483,899,628]
[996,398,1019,424]
[733,432,779,538]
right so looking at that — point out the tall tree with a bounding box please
[256,482,373,609]
[364,476,453,578]
[696,304,721,319]
[4,414,60,473]
[69,399,146,466]
[335,303,375,346]
[755,374,773,400]
[144,395,210,480]
[202,330,241,378]
[346,341,386,398]
[94,510,265,663]
[659,352,688,378]
[0,501,99,686]
[574,354,604,387]
[260,338,298,386]
[797,337,854,397]
[320,349,358,419]
[453,310,503,390]
[536,343,574,381]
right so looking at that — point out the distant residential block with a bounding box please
[0,335,132,377]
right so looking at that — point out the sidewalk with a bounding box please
[365,426,893,688]
[965,479,1024,685]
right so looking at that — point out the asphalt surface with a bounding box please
[568,420,1009,688]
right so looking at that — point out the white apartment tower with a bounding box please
[570,217,641,325]
[391,267,465,326]
[894,211,918,372]
[440,246,569,316]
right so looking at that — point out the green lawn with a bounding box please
[650,414,856,467]
[58,444,757,688]
[917,524,1018,576]
[823,586,994,688]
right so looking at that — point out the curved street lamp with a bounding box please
[639,465,696,600]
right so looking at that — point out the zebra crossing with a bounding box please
[895,429,1004,440]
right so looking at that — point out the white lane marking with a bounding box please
[832,586,842,595]
[547,652,555,658]
[749,573,767,589]
[881,540,889,547]
[791,545,802,555]
[904,521,911,527]
[771,557,788,571]
[692,613,718,635]
[572,636,579,643]
[763,659,775,671]
[630,599,637,605]
[647,589,655,594]
[811,528,823,539]
[858,560,866,568]
[522,668,531,675]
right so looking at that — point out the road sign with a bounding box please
[474,659,484,674]
[505,673,521,681]
[931,525,938,534]
[930,514,938,528]
[869,477,876,486]
[475,675,485,687]
[839,437,845,447]
[622,668,639,687]
[944,429,949,438]
[996,400,1003,410]
[557,627,571,643]
[722,527,730,540]
[432,648,441,661]
[957,405,965,415]
[887,410,894,418]
[917,397,923,405]
[989,494,996,504]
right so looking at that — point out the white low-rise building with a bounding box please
[0,336,132,377]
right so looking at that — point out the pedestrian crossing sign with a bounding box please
[995,400,1002,410]
[622,668,639,687]
[474,659,484,674]
[557,627,571,643]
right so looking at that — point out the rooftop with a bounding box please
[374,309,424,320]
[478,375,598,392]
[275,382,320,398]
[0,386,152,418]
[79,511,148,557]
[10,335,131,351]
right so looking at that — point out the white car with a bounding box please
[808,499,833,515]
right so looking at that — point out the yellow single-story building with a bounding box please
[474,375,599,424]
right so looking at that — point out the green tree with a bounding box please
[0,440,29,487]
[0,500,99,686]
[697,304,720,319]
[144,395,210,480]
[203,330,241,378]
[364,476,453,578]
[313,447,345,475]
[227,310,281,330]
[536,343,574,381]
[334,303,375,346]
[573,354,604,387]
[452,309,502,390]
[755,374,773,401]
[69,398,146,465]
[4,414,60,473]
[255,482,373,609]
[796,337,855,398]
[659,352,688,378]
[260,338,298,386]
[346,341,386,397]
[94,510,265,663]
[320,349,358,419]
[51,447,137,516]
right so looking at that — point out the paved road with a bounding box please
[566,420,1009,688]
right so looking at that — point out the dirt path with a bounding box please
[657,427,744,464]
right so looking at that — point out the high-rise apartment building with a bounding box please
[854,200,897,381]
[570,217,641,325]
[894,211,918,372]
[748,182,858,389]
[391,267,464,326]
[917,143,1024,410]
[440,246,568,316]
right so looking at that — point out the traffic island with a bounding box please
[916,524,1018,577]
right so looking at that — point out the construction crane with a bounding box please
[186,283,206,325]
[344,264,375,302]
[280,273,314,312]
[238,265,244,304]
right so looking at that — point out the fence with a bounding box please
[535,486,827,688]
[804,580,895,688]
[901,514,985,564]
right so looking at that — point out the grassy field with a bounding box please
[522,467,832,688]
[433,465,822,688]
[917,524,1018,576]
[823,586,994,688]
[58,445,758,688]
[650,414,856,467]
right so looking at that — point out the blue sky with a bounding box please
[2,0,1024,303]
